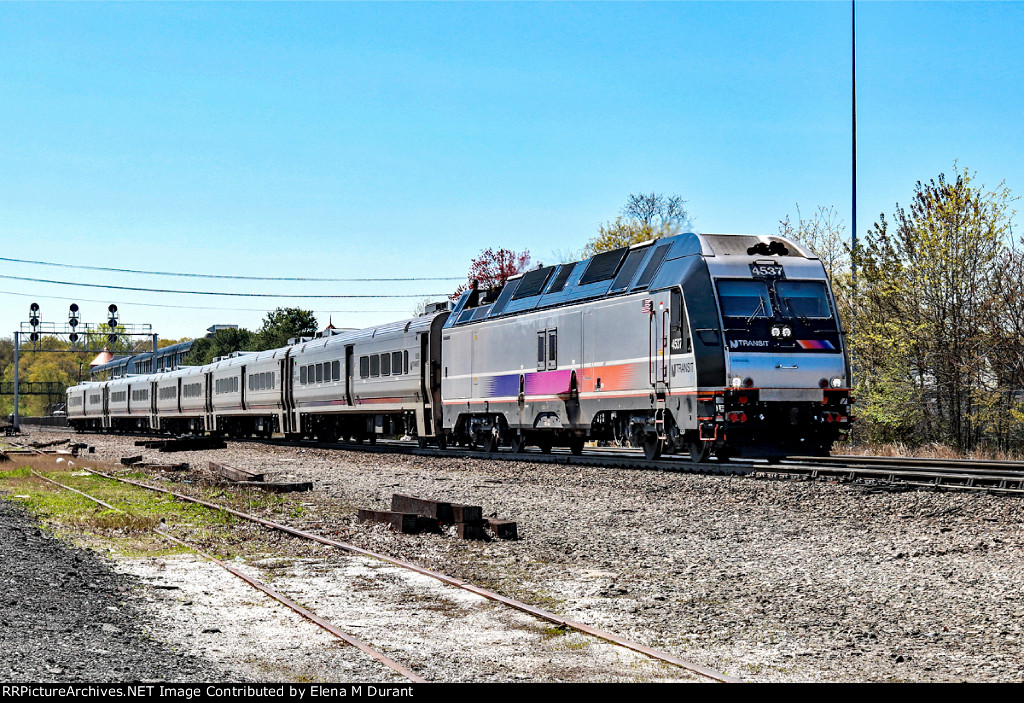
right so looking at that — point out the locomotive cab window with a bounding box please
[777,281,832,319]
[717,280,773,319]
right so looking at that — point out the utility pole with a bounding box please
[12,332,19,430]
[851,0,858,282]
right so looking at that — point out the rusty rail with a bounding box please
[29,469,426,684]
[81,466,741,683]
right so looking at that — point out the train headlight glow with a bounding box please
[831,376,843,388]
[731,376,742,389]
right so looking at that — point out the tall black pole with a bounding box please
[851,0,858,279]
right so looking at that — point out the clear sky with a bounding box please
[1,1,1021,342]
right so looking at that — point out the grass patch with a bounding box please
[0,456,315,561]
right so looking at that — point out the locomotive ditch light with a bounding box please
[731,376,743,389]
[830,377,843,388]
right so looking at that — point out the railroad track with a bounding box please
[241,436,1024,495]
[7,442,740,683]
[21,424,1024,495]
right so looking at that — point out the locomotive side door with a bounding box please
[649,296,669,393]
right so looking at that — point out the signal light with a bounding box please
[108,333,118,344]
[69,332,79,343]
[30,332,39,342]
[69,304,80,328]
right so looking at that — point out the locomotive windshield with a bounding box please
[776,281,832,319]
[717,280,773,318]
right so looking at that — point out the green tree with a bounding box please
[853,164,1017,452]
[182,327,256,366]
[584,192,690,257]
[256,307,318,350]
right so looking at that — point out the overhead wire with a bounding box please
[0,289,414,314]
[0,273,448,298]
[0,255,462,282]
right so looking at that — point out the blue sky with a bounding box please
[1,1,1021,341]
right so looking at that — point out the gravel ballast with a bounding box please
[8,427,1024,682]
[0,498,227,683]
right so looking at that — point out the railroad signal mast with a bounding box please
[10,303,159,431]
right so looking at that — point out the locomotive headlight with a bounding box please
[830,376,843,388]
[771,326,781,337]
[731,376,742,389]
[781,326,793,338]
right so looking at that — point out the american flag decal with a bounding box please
[641,298,653,314]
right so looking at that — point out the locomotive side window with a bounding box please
[670,289,691,353]
[360,356,369,379]
[718,280,773,318]
[332,361,340,381]
[381,352,391,376]
[316,363,323,383]
[547,329,557,370]
[777,281,832,319]
[370,354,380,377]
[537,332,546,371]
[300,366,307,385]
[393,352,403,376]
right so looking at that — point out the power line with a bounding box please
[0,255,463,282]
[0,289,413,314]
[0,274,448,298]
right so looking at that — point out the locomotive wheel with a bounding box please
[485,433,499,453]
[643,435,663,461]
[568,436,585,456]
[688,441,711,463]
[510,434,527,454]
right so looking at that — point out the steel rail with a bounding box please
[28,469,427,683]
[80,466,741,683]
[757,462,1024,495]
[791,453,1024,474]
